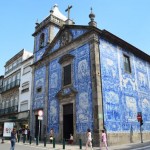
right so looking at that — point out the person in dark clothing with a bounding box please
[27,129,30,140]
[10,128,17,150]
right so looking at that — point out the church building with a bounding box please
[30,4,150,145]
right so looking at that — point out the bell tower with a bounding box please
[32,4,67,62]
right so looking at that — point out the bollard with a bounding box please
[79,139,82,149]
[36,136,39,145]
[1,137,4,144]
[53,138,55,148]
[44,136,46,147]
[63,139,65,149]
[29,136,32,144]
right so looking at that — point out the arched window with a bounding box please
[39,33,45,49]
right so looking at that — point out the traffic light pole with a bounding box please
[140,124,143,143]
[137,112,143,143]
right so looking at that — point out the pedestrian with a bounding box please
[100,130,108,150]
[24,128,28,141]
[19,128,22,141]
[49,128,54,143]
[68,133,73,144]
[27,129,30,140]
[22,128,25,141]
[10,128,17,150]
[85,128,93,150]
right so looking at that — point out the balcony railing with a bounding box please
[0,105,18,116]
[2,79,20,92]
[5,63,21,75]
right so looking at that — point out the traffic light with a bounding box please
[140,119,143,126]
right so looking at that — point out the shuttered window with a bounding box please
[23,64,31,74]
[20,101,28,111]
[21,82,29,93]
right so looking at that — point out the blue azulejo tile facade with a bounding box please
[48,58,61,134]
[100,38,150,133]
[72,43,93,133]
[34,26,60,62]
[49,29,88,54]
[32,66,46,110]
[47,43,93,135]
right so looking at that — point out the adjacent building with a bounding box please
[18,55,33,129]
[0,49,33,133]
[0,75,4,135]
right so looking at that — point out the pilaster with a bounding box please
[42,62,49,138]
[90,34,103,145]
[29,66,35,137]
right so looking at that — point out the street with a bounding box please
[1,140,150,150]
[0,142,49,150]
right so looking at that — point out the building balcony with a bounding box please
[5,63,21,75]
[2,79,20,92]
[0,105,18,116]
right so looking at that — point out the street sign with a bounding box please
[38,110,43,116]
[38,116,43,120]
[137,116,142,121]
[137,112,142,122]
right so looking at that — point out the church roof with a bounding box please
[41,24,150,64]
[51,4,67,21]
[32,23,150,66]
[42,25,92,57]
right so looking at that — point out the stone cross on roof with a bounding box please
[65,5,72,20]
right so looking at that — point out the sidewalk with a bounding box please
[1,138,150,150]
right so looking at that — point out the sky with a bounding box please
[0,0,150,75]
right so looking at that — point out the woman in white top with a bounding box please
[85,128,93,150]
[69,133,73,144]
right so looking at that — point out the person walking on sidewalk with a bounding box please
[100,130,108,150]
[68,133,73,144]
[85,128,93,150]
[10,128,17,150]
[49,128,54,143]
[24,128,28,142]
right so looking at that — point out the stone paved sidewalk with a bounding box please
[1,138,150,150]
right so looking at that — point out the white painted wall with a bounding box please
[18,55,33,112]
